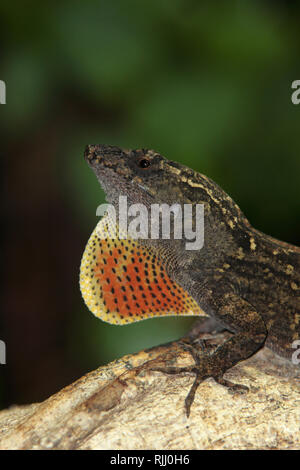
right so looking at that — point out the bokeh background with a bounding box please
[1,0,299,408]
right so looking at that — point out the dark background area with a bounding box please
[1,0,299,408]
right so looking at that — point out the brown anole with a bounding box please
[80,145,300,416]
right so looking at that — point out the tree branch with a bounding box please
[0,334,299,450]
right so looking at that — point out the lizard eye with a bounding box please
[137,158,151,169]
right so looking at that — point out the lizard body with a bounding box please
[80,145,300,415]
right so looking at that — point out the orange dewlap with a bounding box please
[80,214,206,325]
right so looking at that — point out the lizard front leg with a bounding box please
[151,291,268,417]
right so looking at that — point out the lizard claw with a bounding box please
[184,371,204,418]
[215,376,249,394]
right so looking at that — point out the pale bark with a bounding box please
[0,334,299,450]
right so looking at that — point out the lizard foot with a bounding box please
[150,357,248,417]
[214,376,248,394]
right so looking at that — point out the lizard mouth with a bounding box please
[84,144,145,205]
[84,144,128,163]
[84,144,133,179]
[84,144,136,173]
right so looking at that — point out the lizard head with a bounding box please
[84,144,193,208]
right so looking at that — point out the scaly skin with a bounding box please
[82,144,300,416]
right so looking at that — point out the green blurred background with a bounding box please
[1,0,299,408]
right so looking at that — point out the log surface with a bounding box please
[0,335,299,450]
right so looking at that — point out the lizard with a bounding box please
[80,144,300,416]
